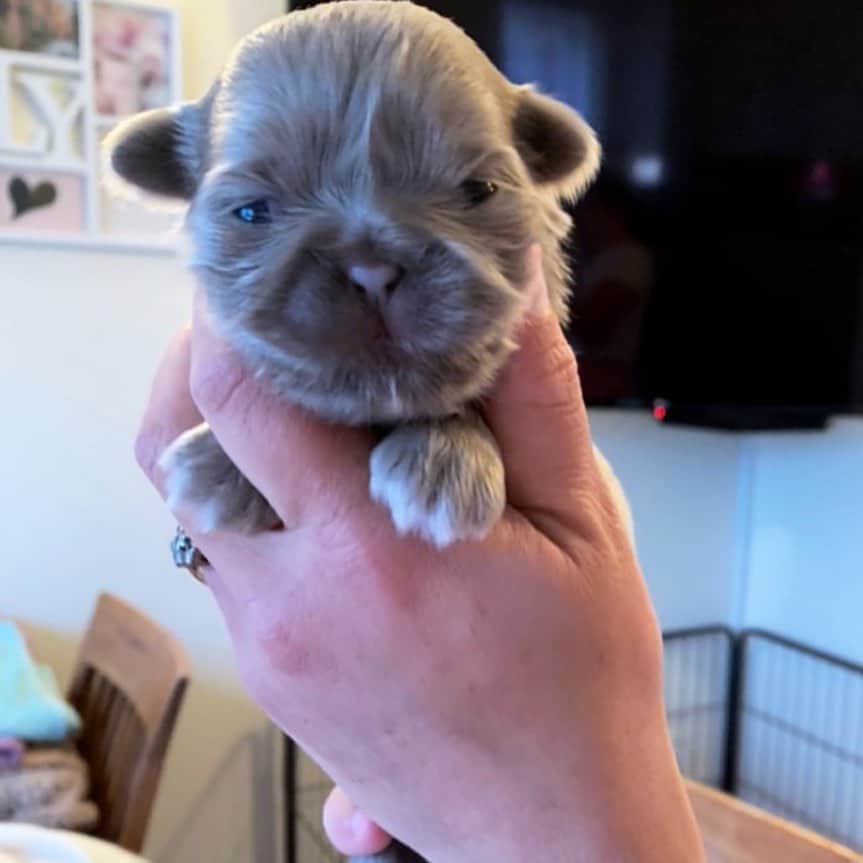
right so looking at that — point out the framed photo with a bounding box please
[93,1,173,117]
[0,0,181,251]
[0,0,81,59]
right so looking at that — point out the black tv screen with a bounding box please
[295,0,863,428]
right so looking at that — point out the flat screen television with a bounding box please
[294,0,863,430]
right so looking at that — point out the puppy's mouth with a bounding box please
[220,239,523,423]
[242,326,515,427]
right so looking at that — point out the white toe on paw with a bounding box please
[369,419,506,549]
[158,425,223,532]
[158,423,279,535]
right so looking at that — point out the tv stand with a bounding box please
[651,401,831,432]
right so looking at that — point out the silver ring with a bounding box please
[171,526,208,583]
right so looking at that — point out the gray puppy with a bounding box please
[109,0,601,548]
[110,2,609,860]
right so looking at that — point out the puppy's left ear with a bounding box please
[103,82,218,201]
[512,86,601,201]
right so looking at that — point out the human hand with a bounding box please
[136,246,703,863]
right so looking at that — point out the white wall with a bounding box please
[741,419,863,664]
[590,410,745,630]
[592,411,863,669]
[0,243,281,862]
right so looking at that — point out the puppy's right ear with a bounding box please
[105,84,217,200]
[512,86,601,202]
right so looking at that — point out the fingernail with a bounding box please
[349,810,392,854]
[350,810,370,837]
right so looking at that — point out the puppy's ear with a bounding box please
[104,84,218,200]
[512,86,601,201]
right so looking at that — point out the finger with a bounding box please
[135,329,225,586]
[323,786,393,857]
[135,327,203,495]
[482,245,600,540]
[189,293,374,528]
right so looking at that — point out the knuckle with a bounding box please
[189,352,247,418]
[358,539,426,618]
[569,486,607,535]
[246,604,318,680]
[325,518,425,619]
[517,322,585,416]
[543,337,583,403]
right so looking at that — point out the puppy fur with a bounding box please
[109,0,602,550]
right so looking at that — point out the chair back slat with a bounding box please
[67,594,189,853]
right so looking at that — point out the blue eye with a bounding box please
[234,200,271,224]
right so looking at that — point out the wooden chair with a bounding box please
[688,780,863,863]
[67,593,190,853]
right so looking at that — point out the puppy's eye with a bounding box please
[233,200,271,224]
[461,180,498,207]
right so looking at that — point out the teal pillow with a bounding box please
[0,621,81,743]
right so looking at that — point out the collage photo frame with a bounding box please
[0,0,181,250]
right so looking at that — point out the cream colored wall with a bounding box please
[129,0,285,98]
[179,0,286,97]
[1,2,286,862]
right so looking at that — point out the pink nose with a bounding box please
[347,262,404,302]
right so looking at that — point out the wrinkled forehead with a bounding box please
[212,13,514,182]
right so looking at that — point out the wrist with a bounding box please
[449,737,702,863]
[441,664,705,863]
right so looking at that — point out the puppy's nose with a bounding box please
[347,262,404,302]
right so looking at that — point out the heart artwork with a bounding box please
[8,176,58,219]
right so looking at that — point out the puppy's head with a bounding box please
[108,1,600,423]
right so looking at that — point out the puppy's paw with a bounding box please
[369,414,505,548]
[159,423,280,534]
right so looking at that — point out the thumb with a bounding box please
[323,786,392,857]
[482,245,600,544]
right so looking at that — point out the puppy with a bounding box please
[108,0,603,549]
[110,4,633,859]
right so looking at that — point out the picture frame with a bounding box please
[0,0,81,59]
[0,0,182,252]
